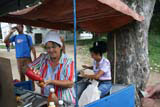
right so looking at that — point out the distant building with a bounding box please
[0,23,93,45]
[30,27,50,44]
[1,23,16,41]
[80,32,93,40]
[0,23,49,45]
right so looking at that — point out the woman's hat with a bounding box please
[43,31,62,46]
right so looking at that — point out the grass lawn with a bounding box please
[0,45,14,49]
[0,45,6,49]
[149,32,160,72]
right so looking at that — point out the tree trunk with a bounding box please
[107,0,156,106]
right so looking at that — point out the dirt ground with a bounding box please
[0,44,160,91]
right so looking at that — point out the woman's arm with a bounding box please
[25,67,43,82]
[82,65,93,70]
[23,54,44,81]
[81,70,104,80]
[45,80,74,88]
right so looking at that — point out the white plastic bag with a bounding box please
[78,80,101,107]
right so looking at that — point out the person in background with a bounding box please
[60,36,66,54]
[81,41,112,98]
[24,31,75,105]
[5,41,10,52]
[4,24,36,82]
[142,83,160,107]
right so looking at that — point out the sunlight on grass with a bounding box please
[149,32,160,72]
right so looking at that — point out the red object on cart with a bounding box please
[25,68,43,82]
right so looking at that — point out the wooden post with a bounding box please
[0,57,17,107]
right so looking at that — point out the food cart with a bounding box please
[0,0,144,107]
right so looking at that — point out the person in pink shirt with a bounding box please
[81,41,112,98]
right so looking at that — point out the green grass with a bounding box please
[0,45,15,49]
[149,32,160,72]
[0,45,7,49]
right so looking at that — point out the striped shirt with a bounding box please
[28,53,76,104]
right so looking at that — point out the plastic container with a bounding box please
[50,88,55,93]
[48,88,55,102]
[48,102,55,107]
[48,88,59,105]
[58,100,64,107]
[14,80,33,91]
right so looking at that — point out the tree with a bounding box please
[107,0,156,106]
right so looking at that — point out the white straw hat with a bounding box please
[43,31,62,46]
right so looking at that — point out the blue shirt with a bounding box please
[9,34,33,58]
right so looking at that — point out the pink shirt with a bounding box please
[93,57,111,80]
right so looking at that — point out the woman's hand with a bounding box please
[45,80,53,86]
[37,81,45,88]
[80,71,87,78]
[145,83,160,98]
[80,71,85,76]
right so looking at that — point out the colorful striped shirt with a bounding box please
[28,53,76,104]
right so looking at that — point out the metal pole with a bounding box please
[114,34,117,84]
[73,0,78,107]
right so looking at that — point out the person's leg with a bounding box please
[6,46,9,52]
[8,47,10,52]
[98,81,112,98]
[23,58,32,67]
[7,47,9,52]
[24,58,35,90]
[17,59,26,81]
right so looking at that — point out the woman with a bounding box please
[24,31,75,105]
[81,41,112,98]
[5,41,10,52]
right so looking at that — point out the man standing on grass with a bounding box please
[4,24,36,82]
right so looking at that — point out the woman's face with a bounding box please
[46,41,61,59]
[90,52,100,61]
